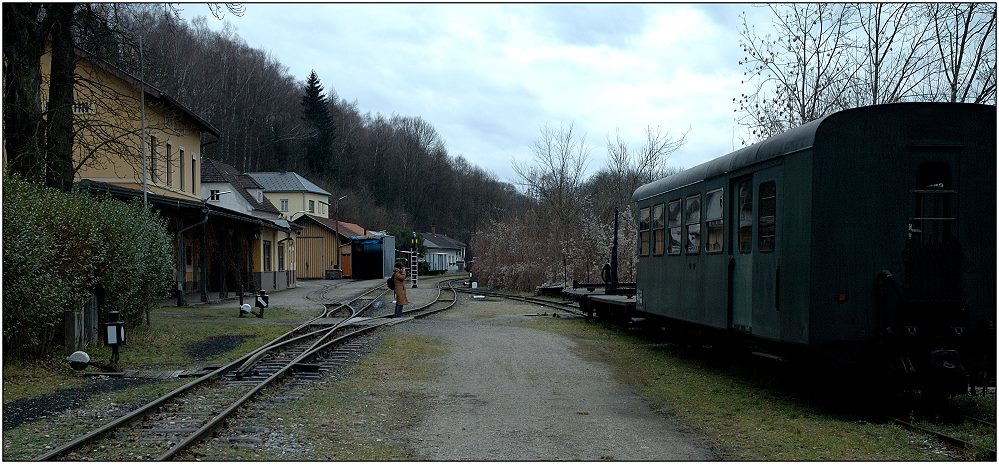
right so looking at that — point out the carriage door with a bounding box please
[729,167,782,335]
[729,177,754,332]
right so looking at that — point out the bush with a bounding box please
[2,175,173,358]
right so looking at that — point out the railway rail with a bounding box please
[33,280,459,461]
[453,286,586,317]
[888,416,996,460]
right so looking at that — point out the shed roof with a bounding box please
[245,171,331,196]
[422,232,466,250]
[294,215,367,239]
[202,158,281,215]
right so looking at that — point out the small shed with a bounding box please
[350,234,396,280]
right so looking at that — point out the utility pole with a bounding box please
[139,34,148,210]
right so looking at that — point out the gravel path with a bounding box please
[396,297,717,461]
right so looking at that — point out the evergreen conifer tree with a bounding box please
[301,70,335,175]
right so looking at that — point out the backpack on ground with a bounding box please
[387,276,395,290]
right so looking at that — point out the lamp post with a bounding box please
[334,195,347,272]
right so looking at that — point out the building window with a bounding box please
[685,194,701,254]
[209,189,221,201]
[149,135,158,182]
[180,149,185,192]
[652,203,665,255]
[263,240,272,272]
[280,199,289,212]
[667,199,681,255]
[705,188,724,253]
[758,181,777,252]
[308,200,315,213]
[278,242,286,271]
[166,143,173,187]
[639,206,651,256]
[191,156,197,194]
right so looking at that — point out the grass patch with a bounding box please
[2,359,89,404]
[85,306,298,369]
[287,332,445,460]
[527,317,980,461]
[4,305,297,405]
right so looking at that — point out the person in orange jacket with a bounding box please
[392,262,408,317]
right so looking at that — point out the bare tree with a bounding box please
[737,4,859,140]
[513,122,590,225]
[848,3,937,105]
[511,122,590,285]
[928,3,997,104]
[589,125,686,224]
[3,3,50,182]
[608,125,687,185]
[736,3,997,142]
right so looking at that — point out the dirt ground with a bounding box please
[394,294,717,461]
[271,278,716,460]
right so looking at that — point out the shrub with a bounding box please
[2,175,173,358]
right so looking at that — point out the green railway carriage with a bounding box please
[632,103,995,392]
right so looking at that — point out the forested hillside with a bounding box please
[107,6,527,246]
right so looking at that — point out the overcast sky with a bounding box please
[180,3,773,185]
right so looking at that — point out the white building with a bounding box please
[421,227,467,273]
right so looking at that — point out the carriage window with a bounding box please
[911,162,955,244]
[737,180,753,253]
[639,206,651,256]
[652,203,665,255]
[758,181,776,252]
[705,188,724,253]
[685,194,701,254]
[667,199,681,255]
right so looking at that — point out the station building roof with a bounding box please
[246,171,331,196]
[202,158,281,215]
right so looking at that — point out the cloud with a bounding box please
[182,4,756,184]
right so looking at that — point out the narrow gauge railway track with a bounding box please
[34,282,459,462]
[454,285,586,317]
[888,416,996,460]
